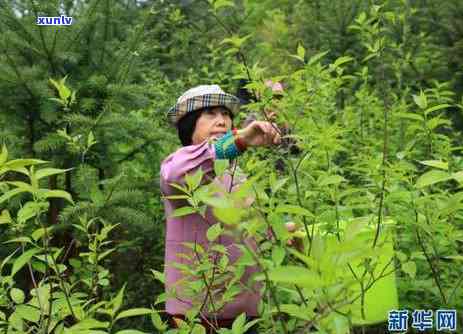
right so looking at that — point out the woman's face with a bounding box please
[191,106,233,144]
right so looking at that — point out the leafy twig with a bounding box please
[413,204,447,305]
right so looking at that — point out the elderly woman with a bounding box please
[160,84,283,333]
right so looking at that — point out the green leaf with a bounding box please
[115,308,153,321]
[319,175,345,187]
[296,43,305,61]
[0,144,7,166]
[87,131,96,148]
[213,207,243,225]
[427,116,450,130]
[13,304,40,323]
[362,53,378,62]
[37,189,74,204]
[279,304,314,321]
[169,183,190,195]
[4,159,47,169]
[310,234,325,260]
[416,170,451,188]
[0,187,29,205]
[68,318,109,330]
[401,261,416,278]
[214,159,229,177]
[30,285,50,302]
[10,288,25,304]
[49,77,60,92]
[4,237,33,244]
[395,251,407,263]
[98,248,116,261]
[69,259,81,269]
[150,269,165,284]
[111,283,127,317]
[32,226,54,241]
[243,318,260,332]
[220,34,251,49]
[418,160,448,170]
[1,248,19,272]
[213,0,234,10]
[271,178,288,194]
[51,263,67,274]
[199,195,230,209]
[232,313,246,334]
[356,12,366,24]
[164,194,189,200]
[413,91,427,109]
[49,97,65,105]
[0,209,12,225]
[170,206,196,218]
[100,223,119,240]
[115,330,149,334]
[271,246,285,266]
[396,112,423,122]
[451,171,463,183]
[191,325,206,334]
[11,248,41,277]
[54,76,71,101]
[5,181,34,191]
[89,185,105,206]
[17,201,49,224]
[333,56,353,68]
[275,205,313,217]
[331,314,350,334]
[424,103,451,115]
[151,312,168,332]
[207,223,222,242]
[99,278,110,286]
[268,266,322,288]
[185,168,204,191]
[308,51,329,65]
[35,168,72,180]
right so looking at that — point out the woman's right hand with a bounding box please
[237,121,281,147]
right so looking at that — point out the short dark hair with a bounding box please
[176,107,234,146]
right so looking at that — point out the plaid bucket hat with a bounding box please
[167,85,241,126]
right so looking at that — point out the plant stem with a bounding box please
[373,18,389,249]
[448,274,463,304]
[415,226,447,305]
[239,235,289,334]
[40,219,77,322]
[25,246,45,329]
[412,201,447,305]
[286,156,313,248]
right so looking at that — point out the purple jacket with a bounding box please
[160,140,261,319]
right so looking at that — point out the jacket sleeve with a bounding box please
[160,140,216,197]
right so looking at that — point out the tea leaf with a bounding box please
[416,170,451,188]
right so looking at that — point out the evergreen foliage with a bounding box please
[1,0,462,333]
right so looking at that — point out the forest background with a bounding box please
[0,0,462,333]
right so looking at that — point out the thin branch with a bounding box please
[373,17,389,249]
[64,0,103,52]
[29,0,63,76]
[448,274,463,304]
[116,139,155,164]
[99,0,110,67]
[239,234,289,334]
[415,225,447,305]
[25,247,45,328]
